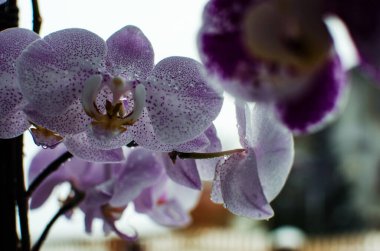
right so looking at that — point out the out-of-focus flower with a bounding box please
[326,0,380,81]
[29,145,202,239]
[13,25,222,159]
[211,102,294,219]
[0,28,39,138]
[198,0,348,134]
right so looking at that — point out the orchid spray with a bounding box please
[0,1,314,251]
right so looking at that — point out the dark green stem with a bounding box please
[31,0,41,33]
[26,151,73,197]
[31,190,85,251]
[0,137,22,251]
[15,135,31,251]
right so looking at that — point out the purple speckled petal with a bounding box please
[196,124,222,180]
[210,161,223,204]
[64,132,125,162]
[17,28,106,115]
[106,25,154,80]
[0,28,39,117]
[0,109,30,139]
[86,127,134,150]
[219,149,273,219]
[161,155,201,190]
[24,99,91,135]
[110,149,164,207]
[131,109,209,152]
[145,56,223,144]
[275,55,346,134]
[243,103,294,201]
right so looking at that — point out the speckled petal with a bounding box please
[161,155,201,190]
[131,109,209,152]
[17,28,106,115]
[64,132,125,162]
[106,25,154,80]
[275,55,346,134]
[145,56,223,144]
[0,28,39,117]
[110,149,164,207]
[0,109,30,139]
[219,149,273,219]
[243,103,294,201]
[24,99,91,135]
[86,127,134,150]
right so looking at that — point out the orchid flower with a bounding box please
[198,0,348,134]
[211,102,294,219]
[13,25,222,159]
[0,28,39,138]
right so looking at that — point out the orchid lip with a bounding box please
[82,74,146,139]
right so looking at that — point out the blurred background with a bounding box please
[16,0,380,250]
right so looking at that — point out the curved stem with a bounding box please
[26,151,73,197]
[169,148,246,163]
[31,190,85,251]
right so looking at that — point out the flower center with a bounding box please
[81,75,146,139]
[242,0,332,73]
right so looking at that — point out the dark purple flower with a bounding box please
[198,0,348,134]
[326,0,380,82]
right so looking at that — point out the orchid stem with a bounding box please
[170,148,245,162]
[31,0,42,33]
[15,134,31,251]
[31,190,85,251]
[26,151,73,198]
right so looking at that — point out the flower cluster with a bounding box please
[1,20,294,240]
[198,0,380,134]
[29,145,201,240]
